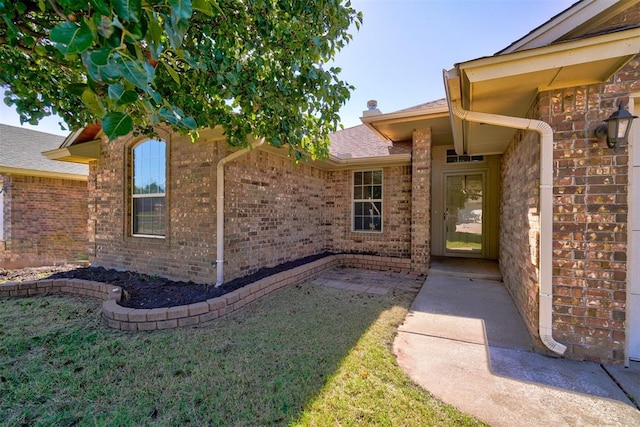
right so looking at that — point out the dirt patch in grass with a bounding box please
[1,253,333,309]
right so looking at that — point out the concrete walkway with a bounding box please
[394,262,640,426]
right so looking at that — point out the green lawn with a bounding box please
[0,282,484,426]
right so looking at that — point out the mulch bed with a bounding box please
[1,253,333,309]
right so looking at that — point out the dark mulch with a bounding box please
[39,252,334,309]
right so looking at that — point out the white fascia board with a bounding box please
[359,105,449,125]
[460,27,640,85]
[0,166,87,181]
[499,0,619,54]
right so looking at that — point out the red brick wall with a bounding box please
[89,130,418,284]
[501,53,639,364]
[223,148,328,278]
[500,126,541,340]
[0,174,88,268]
[411,128,431,273]
[324,165,412,258]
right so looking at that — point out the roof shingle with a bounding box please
[0,124,88,176]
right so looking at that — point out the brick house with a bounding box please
[0,124,88,268]
[51,0,640,365]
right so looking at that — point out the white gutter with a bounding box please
[215,138,265,287]
[445,82,566,355]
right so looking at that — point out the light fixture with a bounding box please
[595,103,638,148]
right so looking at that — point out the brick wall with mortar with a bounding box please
[500,124,543,344]
[89,129,424,284]
[88,131,224,283]
[0,174,88,268]
[501,48,640,363]
[324,165,412,259]
[222,148,328,278]
[411,128,431,273]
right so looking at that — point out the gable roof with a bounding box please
[329,124,397,158]
[0,124,88,180]
[498,0,639,55]
[445,0,640,155]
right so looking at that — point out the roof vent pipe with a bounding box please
[363,99,382,117]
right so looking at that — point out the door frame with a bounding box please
[430,146,500,259]
[443,171,486,258]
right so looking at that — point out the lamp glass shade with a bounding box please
[603,105,637,146]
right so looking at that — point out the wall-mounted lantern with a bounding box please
[595,103,638,148]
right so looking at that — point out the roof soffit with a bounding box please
[446,27,640,155]
[359,105,453,144]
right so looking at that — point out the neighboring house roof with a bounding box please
[0,124,88,179]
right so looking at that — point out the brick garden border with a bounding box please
[0,254,411,331]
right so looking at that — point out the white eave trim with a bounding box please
[360,105,449,125]
[459,26,640,85]
[0,166,87,181]
[257,143,410,171]
[43,139,101,164]
[360,105,450,142]
[320,153,411,170]
[498,0,622,54]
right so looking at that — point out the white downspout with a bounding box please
[449,104,567,355]
[215,138,265,287]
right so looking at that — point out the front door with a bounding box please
[444,173,484,256]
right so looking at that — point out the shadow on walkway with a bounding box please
[394,260,640,426]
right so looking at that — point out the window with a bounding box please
[353,170,382,232]
[446,149,484,163]
[132,139,166,237]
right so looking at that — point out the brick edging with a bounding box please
[0,254,410,330]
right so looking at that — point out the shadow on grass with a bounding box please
[1,280,478,426]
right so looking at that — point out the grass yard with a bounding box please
[0,281,484,426]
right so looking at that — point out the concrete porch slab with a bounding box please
[394,270,640,426]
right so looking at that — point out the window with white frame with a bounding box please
[132,139,166,237]
[353,170,382,232]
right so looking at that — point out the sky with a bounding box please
[0,0,577,136]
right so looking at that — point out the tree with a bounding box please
[0,0,362,158]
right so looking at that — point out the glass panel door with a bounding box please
[445,174,483,255]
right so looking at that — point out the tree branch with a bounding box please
[46,0,69,21]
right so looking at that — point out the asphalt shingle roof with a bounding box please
[328,124,412,158]
[0,124,88,176]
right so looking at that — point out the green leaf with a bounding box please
[89,0,111,16]
[192,0,213,16]
[82,49,119,83]
[102,112,133,140]
[94,14,115,39]
[107,83,125,100]
[34,45,47,56]
[109,83,139,105]
[1,15,18,39]
[163,61,180,84]
[114,54,152,90]
[81,88,104,115]
[120,90,138,105]
[169,0,193,22]
[67,83,89,96]
[51,20,94,56]
[181,116,197,130]
[112,0,142,23]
